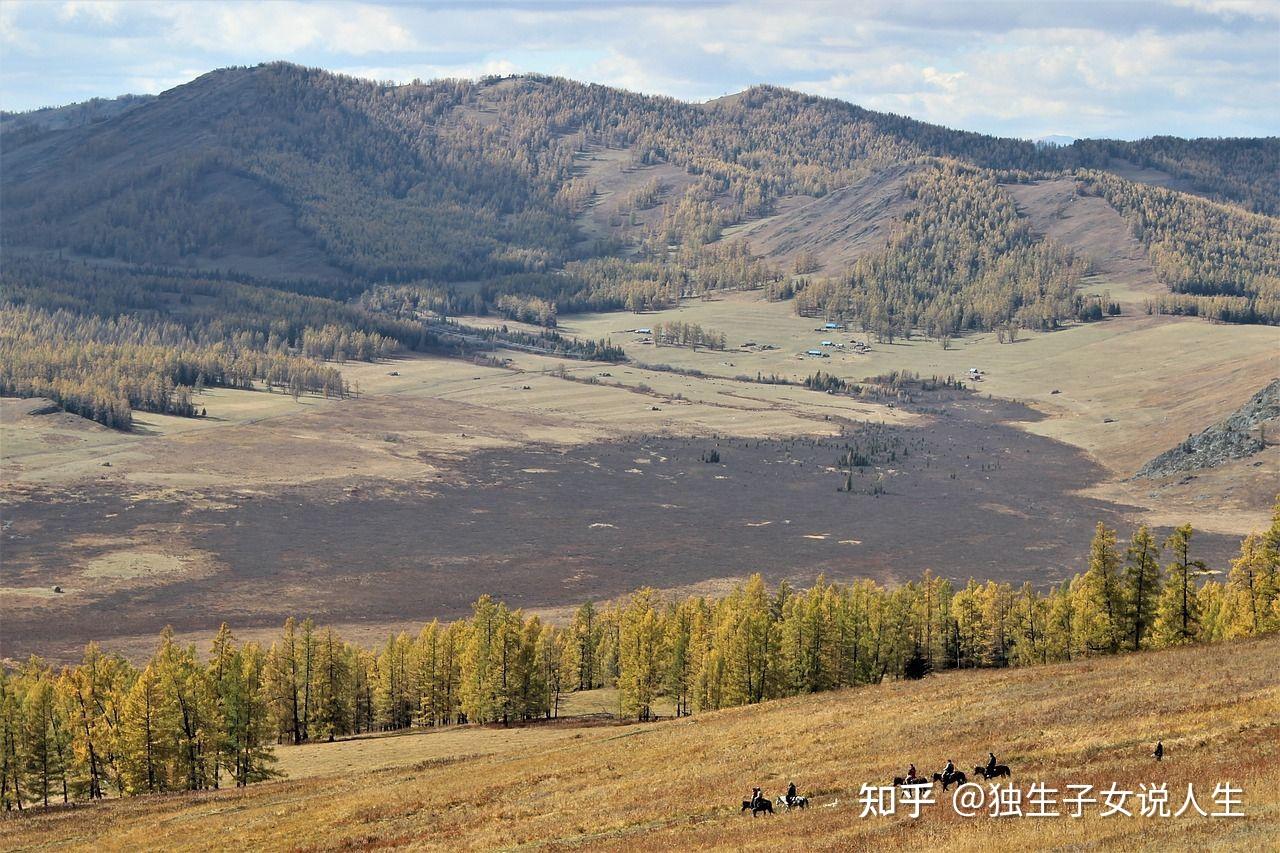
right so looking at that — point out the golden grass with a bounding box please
[6,635,1275,851]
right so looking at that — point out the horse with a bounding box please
[777,795,809,811]
[932,770,967,790]
[742,797,773,816]
[893,776,929,787]
[975,764,1011,780]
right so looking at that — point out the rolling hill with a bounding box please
[3,63,1277,285]
[6,633,1276,850]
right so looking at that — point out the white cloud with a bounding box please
[58,1,121,26]
[1171,0,1280,20]
[0,0,1275,138]
[156,2,415,56]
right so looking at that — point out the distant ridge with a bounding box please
[2,62,1276,290]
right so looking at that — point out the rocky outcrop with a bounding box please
[1134,379,1280,478]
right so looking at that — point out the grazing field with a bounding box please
[717,163,914,272]
[6,632,1275,851]
[1006,177,1166,309]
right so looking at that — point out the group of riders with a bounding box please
[744,752,1006,815]
[745,781,806,815]
[905,751,1003,788]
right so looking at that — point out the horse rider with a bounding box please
[786,781,797,806]
[942,759,955,781]
[751,786,763,808]
[986,752,998,775]
[906,763,917,783]
[1154,741,1164,762]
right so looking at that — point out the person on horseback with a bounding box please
[1154,741,1164,762]
[986,752,998,775]
[786,781,797,806]
[751,786,763,808]
[907,763,917,783]
[942,759,955,783]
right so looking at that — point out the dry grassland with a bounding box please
[1,347,906,493]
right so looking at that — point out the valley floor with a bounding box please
[2,294,1275,664]
[4,635,1276,851]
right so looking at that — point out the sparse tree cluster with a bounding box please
[1,628,275,810]
[652,321,727,350]
[493,293,558,327]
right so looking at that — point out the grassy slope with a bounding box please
[6,636,1276,851]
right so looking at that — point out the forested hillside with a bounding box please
[5,64,1276,281]
[3,63,1278,427]
[1079,171,1280,323]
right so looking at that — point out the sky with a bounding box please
[1,0,1277,140]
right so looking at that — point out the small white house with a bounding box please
[635,328,652,335]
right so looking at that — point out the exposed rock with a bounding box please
[1134,379,1280,478]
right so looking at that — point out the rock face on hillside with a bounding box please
[1134,379,1280,478]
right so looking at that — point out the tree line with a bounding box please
[0,305,352,429]
[5,501,1276,810]
[1,627,275,808]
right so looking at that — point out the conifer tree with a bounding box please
[461,595,499,724]
[19,664,68,807]
[264,618,304,744]
[1075,523,1125,654]
[618,589,665,721]
[119,662,166,794]
[569,601,601,690]
[227,643,276,786]
[1124,526,1163,651]
[312,628,350,741]
[0,671,21,810]
[1154,524,1206,645]
[1226,533,1269,637]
